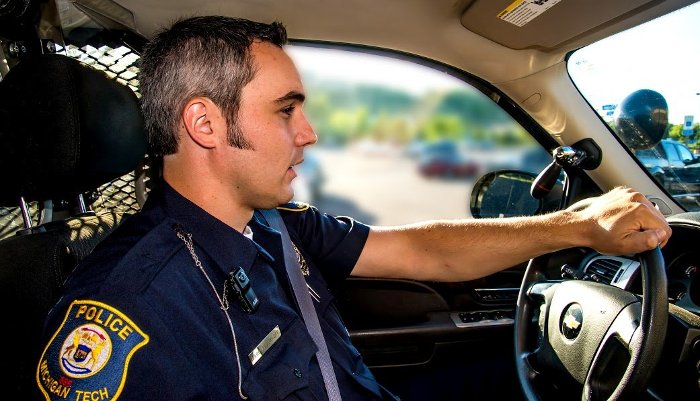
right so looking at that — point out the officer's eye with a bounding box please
[281,105,295,116]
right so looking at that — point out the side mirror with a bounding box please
[683,157,700,166]
[470,170,542,218]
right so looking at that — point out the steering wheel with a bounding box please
[515,247,668,400]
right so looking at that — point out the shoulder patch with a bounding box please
[36,300,149,401]
[276,201,310,212]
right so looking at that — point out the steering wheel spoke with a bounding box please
[519,350,544,381]
[582,302,642,401]
[527,281,559,302]
[606,302,642,350]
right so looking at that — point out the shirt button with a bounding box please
[293,368,303,378]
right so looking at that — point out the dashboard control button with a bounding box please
[560,264,584,279]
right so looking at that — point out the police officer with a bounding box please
[36,16,670,401]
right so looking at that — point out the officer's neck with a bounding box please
[162,162,252,233]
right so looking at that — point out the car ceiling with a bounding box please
[108,0,697,85]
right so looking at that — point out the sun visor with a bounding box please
[460,0,657,50]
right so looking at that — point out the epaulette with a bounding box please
[276,201,310,212]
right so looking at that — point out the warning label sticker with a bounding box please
[497,0,563,27]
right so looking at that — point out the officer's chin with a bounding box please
[252,190,293,210]
[281,194,294,206]
[274,188,295,208]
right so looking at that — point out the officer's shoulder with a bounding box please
[276,201,313,213]
[81,214,179,264]
[109,218,185,280]
[73,216,183,294]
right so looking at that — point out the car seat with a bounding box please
[0,54,146,399]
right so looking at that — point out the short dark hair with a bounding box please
[140,16,287,155]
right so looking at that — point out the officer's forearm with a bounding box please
[354,187,670,282]
[352,210,589,282]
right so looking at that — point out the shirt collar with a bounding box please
[145,181,275,274]
[249,211,284,264]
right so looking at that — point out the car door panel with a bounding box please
[334,266,529,400]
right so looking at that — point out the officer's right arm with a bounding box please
[351,187,670,282]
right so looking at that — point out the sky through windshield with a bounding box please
[568,2,700,125]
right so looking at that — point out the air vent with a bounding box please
[586,258,623,284]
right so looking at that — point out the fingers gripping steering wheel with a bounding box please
[515,248,667,401]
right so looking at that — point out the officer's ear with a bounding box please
[182,98,223,149]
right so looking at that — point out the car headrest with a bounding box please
[0,54,146,206]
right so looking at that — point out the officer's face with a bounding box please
[220,41,317,209]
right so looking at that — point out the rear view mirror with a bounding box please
[470,170,541,218]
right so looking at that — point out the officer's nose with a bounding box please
[295,110,317,147]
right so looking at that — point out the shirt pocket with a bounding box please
[242,317,320,400]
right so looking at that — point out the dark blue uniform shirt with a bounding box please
[37,182,390,401]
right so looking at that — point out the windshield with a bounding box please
[568,2,700,211]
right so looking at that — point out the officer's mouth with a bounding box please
[289,159,304,170]
[288,159,304,176]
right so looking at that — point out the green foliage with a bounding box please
[418,115,464,142]
[668,124,683,141]
[435,90,513,126]
[302,76,532,147]
[355,85,415,113]
[666,123,699,150]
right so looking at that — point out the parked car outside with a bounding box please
[418,140,480,178]
[635,139,700,197]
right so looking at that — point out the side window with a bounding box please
[677,144,694,162]
[288,46,549,225]
[663,141,680,163]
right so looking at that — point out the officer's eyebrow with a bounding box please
[275,91,306,104]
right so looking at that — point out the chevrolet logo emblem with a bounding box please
[563,313,581,330]
[561,303,583,340]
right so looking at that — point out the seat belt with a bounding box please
[261,209,343,401]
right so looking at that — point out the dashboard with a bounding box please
[553,212,700,316]
[662,215,700,315]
